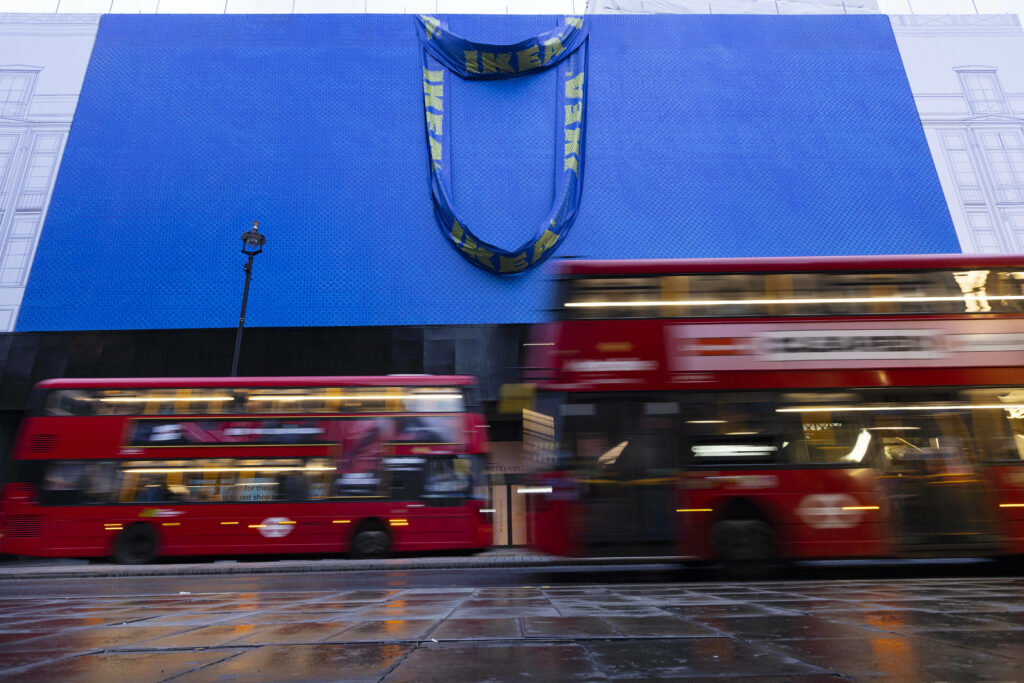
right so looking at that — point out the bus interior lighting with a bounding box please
[124,466,335,474]
[99,396,234,403]
[247,393,462,402]
[778,404,1024,414]
[564,294,1024,309]
[597,442,628,466]
[691,445,777,457]
[517,486,554,494]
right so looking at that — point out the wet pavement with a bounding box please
[2,570,1024,680]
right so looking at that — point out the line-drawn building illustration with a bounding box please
[0,14,98,332]
[892,14,1024,253]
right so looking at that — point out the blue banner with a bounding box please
[417,15,589,275]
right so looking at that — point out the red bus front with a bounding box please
[527,255,1024,564]
[0,376,492,562]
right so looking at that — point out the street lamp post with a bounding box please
[231,221,265,377]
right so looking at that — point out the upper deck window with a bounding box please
[561,268,1024,319]
[41,385,466,417]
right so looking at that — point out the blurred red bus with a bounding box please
[525,255,1024,566]
[0,375,491,563]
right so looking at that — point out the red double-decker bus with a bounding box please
[0,375,491,563]
[526,255,1024,567]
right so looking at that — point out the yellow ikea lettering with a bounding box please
[542,37,564,64]
[481,52,514,74]
[564,128,580,173]
[532,229,559,262]
[517,45,541,72]
[566,16,583,29]
[500,252,530,274]
[426,111,442,136]
[565,72,584,99]
[460,235,495,269]
[420,15,441,39]
[563,72,584,174]
[423,82,443,111]
[564,103,582,126]
[464,51,479,74]
[450,219,465,246]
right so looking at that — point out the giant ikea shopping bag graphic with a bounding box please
[17,14,956,331]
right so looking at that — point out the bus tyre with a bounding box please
[712,519,775,577]
[352,522,390,559]
[113,523,159,565]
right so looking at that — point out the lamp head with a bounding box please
[241,221,265,256]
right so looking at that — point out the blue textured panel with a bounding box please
[17,14,957,332]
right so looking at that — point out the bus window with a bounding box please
[962,387,1024,461]
[182,462,236,502]
[234,459,306,502]
[383,457,425,501]
[303,458,335,499]
[40,462,83,505]
[565,276,661,319]
[423,457,473,507]
[80,462,122,504]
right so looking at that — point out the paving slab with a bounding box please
[580,637,830,679]
[381,642,604,682]
[10,649,239,683]
[428,617,522,640]
[173,643,413,683]
[760,635,1024,681]
[522,615,620,638]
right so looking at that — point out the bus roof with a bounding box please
[556,254,1024,276]
[35,376,478,390]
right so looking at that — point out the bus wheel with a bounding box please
[711,519,775,577]
[352,521,390,559]
[113,523,159,565]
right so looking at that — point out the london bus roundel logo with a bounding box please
[796,494,864,530]
[259,517,294,538]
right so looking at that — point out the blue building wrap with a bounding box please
[17,13,957,332]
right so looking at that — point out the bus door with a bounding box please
[872,415,998,553]
[570,403,678,556]
[383,455,477,547]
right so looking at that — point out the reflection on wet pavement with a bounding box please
[1,577,1024,680]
